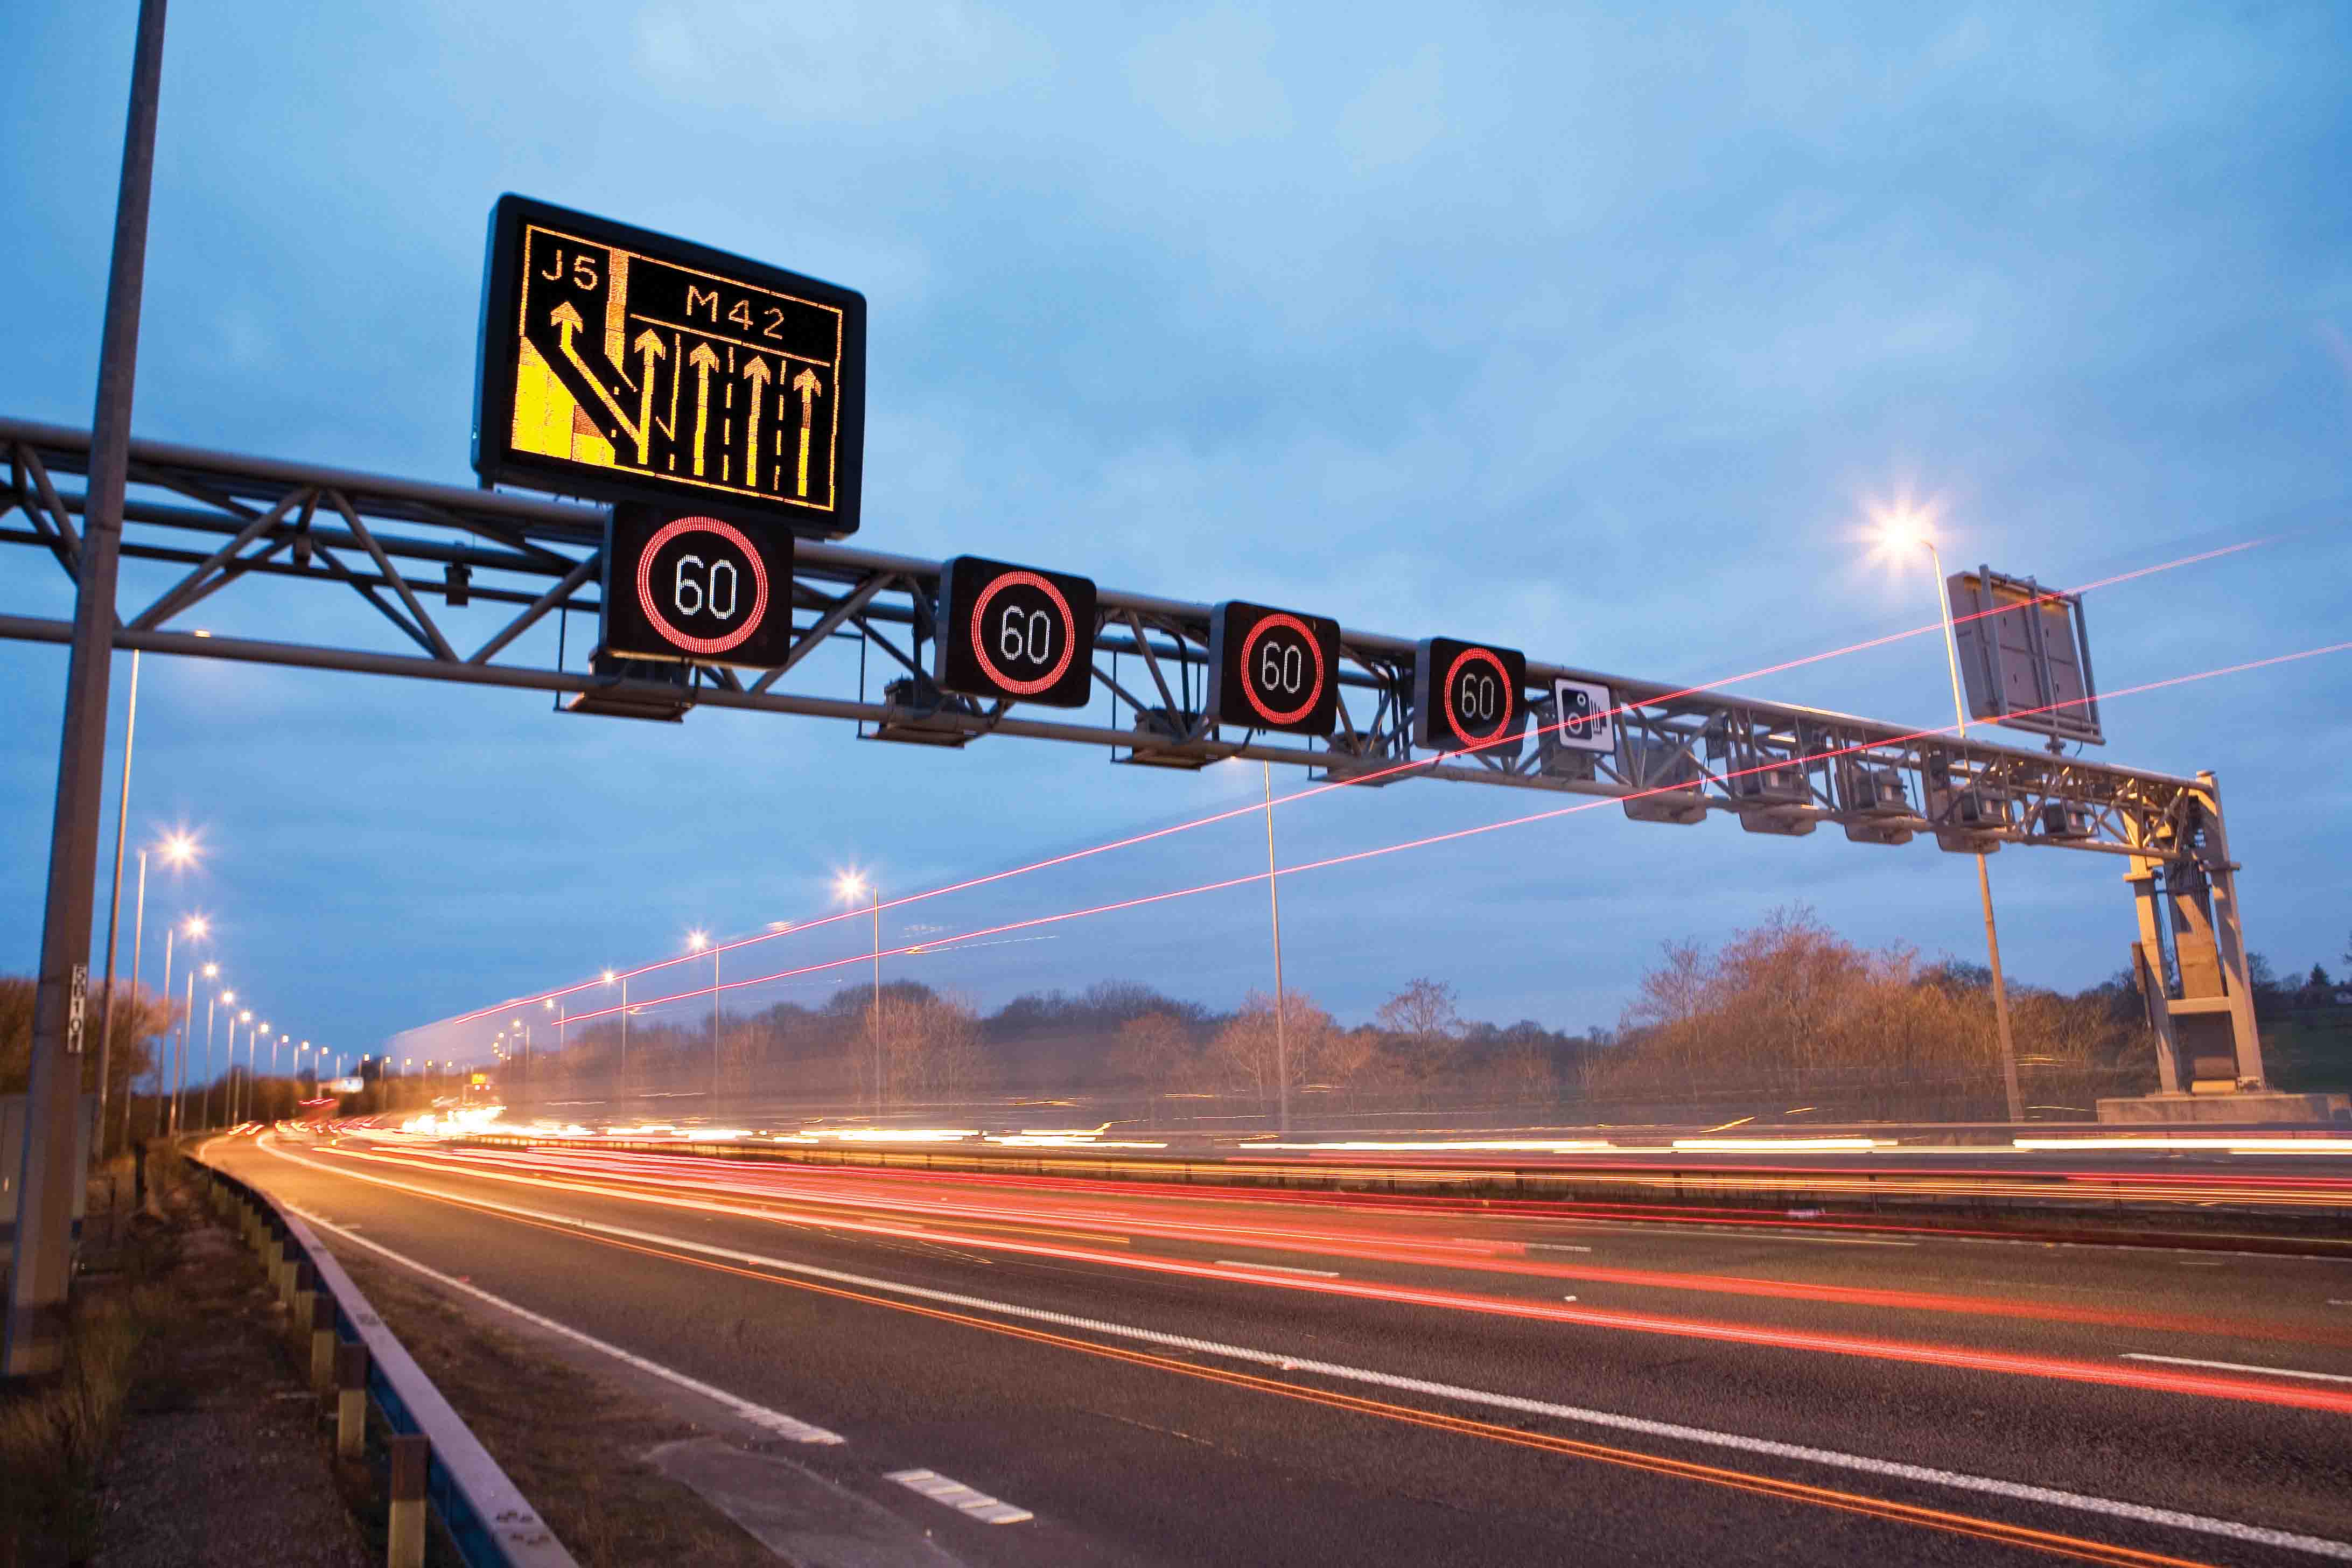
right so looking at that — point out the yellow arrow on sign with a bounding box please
[631,329,666,466]
[742,356,772,490]
[791,367,823,498]
[687,342,722,477]
[551,302,640,447]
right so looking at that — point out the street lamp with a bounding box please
[836,873,881,1115]
[1878,506,2025,1123]
[687,931,720,1101]
[200,971,222,1130]
[168,915,208,1137]
[235,1010,254,1122]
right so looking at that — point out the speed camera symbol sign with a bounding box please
[1549,678,1615,754]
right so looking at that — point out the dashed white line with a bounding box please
[1214,1259,1341,1277]
[256,1140,2352,1562]
[286,1205,845,1446]
[1528,1243,1595,1254]
[2121,1354,2352,1387]
[885,1468,1033,1524]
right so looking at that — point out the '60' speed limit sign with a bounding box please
[601,504,795,668]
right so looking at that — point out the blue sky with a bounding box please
[3,3,2348,1070]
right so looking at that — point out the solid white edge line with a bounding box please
[258,1138,2352,1562]
[283,1203,845,1446]
[2121,1354,2352,1387]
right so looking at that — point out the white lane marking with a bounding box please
[2122,1354,2352,1387]
[1214,1259,1341,1277]
[884,1468,1033,1524]
[2179,1261,2225,1268]
[1528,1243,1595,1254]
[258,1139,2352,1562]
[285,1205,844,1446]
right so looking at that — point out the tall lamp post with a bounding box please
[1882,512,2025,1123]
[234,1010,253,1122]
[167,918,207,1136]
[1259,764,1292,1133]
[836,876,881,1115]
[207,985,232,1130]
[198,967,220,1130]
[687,931,717,1100]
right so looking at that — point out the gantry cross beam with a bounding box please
[0,415,2270,1091]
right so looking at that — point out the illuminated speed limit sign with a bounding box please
[601,504,794,667]
[933,555,1098,708]
[1207,600,1340,736]
[1413,636,1527,756]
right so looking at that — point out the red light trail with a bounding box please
[437,535,2271,1032]
[268,1135,2352,1419]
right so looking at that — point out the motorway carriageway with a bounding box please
[460,1124,2352,1227]
[209,1128,2352,1567]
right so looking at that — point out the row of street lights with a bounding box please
[94,823,328,1144]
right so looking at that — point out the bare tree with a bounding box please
[1111,1011,1198,1091]
[1376,977,1464,1084]
[1210,991,1349,1104]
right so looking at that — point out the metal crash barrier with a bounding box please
[188,1146,576,1568]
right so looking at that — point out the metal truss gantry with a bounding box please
[0,415,2271,1092]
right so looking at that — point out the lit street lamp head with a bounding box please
[202,962,218,978]
[183,914,209,939]
[158,830,199,868]
[686,929,708,952]
[835,872,867,902]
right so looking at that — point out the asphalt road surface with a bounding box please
[205,1128,2352,1567]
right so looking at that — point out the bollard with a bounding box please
[309,1294,337,1394]
[387,1432,430,1568]
[335,1341,369,1459]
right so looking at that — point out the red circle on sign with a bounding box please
[969,571,1077,696]
[1237,613,1326,728]
[635,516,771,656]
[1443,646,1515,746]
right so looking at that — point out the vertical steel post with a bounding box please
[202,988,216,1129]
[173,967,193,1136]
[870,891,882,1115]
[4,0,169,1377]
[1925,541,2023,1123]
[1263,763,1290,1133]
[711,948,720,1101]
[93,650,141,1150]
[118,849,147,1152]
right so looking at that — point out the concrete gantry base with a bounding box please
[2096,1091,2352,1125]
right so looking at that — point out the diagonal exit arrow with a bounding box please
[791,367,823,498]
[550,302,640,447]
[742,356,772,490]
[688,342,722,477]
[631,328,666,466]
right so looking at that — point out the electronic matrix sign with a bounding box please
[601,505,794,669]
[1206,601,1341,737]
[933,556,1098,708]
[474,195,867,537]
[1414,637,1527,756]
